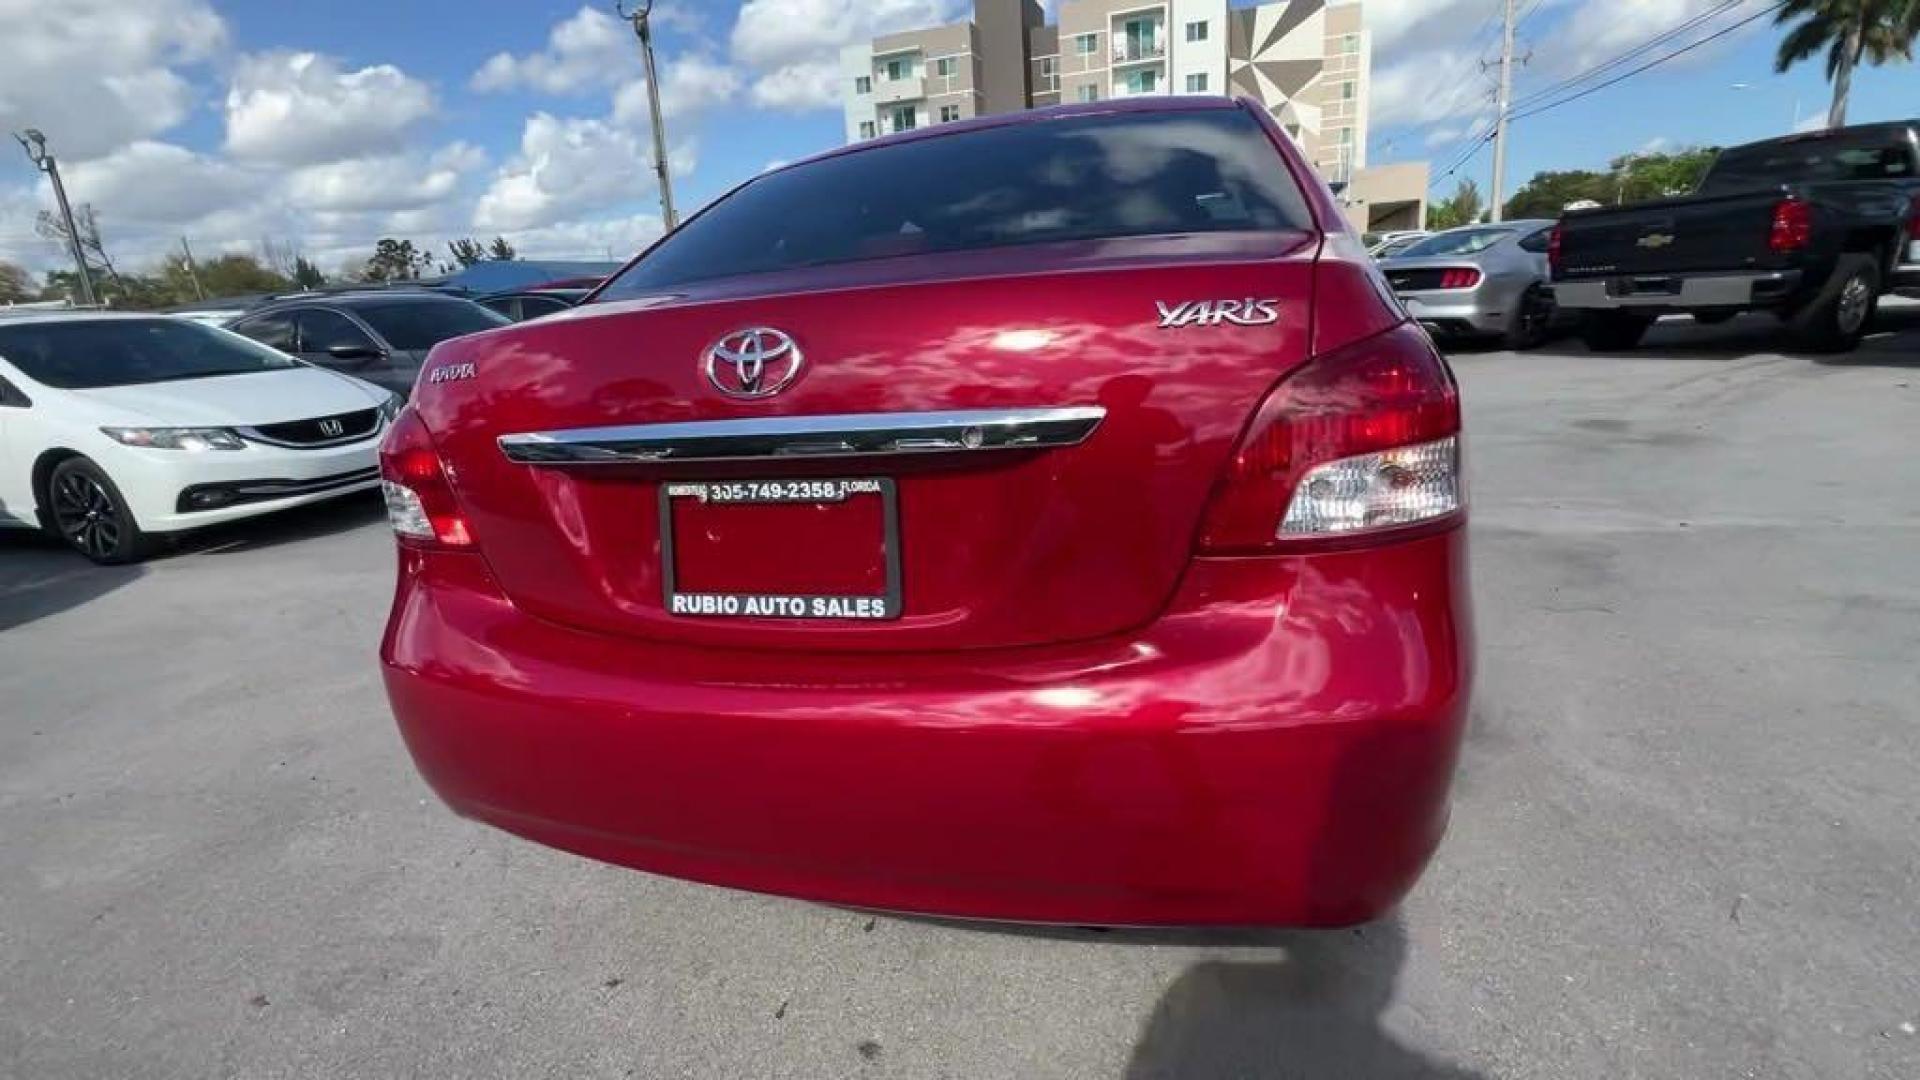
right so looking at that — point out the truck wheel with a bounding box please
[1789,254,1880,353]
[1578,311,1655,352]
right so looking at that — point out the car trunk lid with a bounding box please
[420,235,1321,652]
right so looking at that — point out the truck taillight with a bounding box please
[1198,321,1462,552]
[1438,268,1482,289]
[379,407,473,548]
[1770,197,1813,254]
[1548,221,1564,274]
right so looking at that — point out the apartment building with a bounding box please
[839,0,1425,232]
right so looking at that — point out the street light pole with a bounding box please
[1489,0,1516,222]
[13,129,97,306]
[618,1,678,231]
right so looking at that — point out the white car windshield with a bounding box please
[1398,228,1517,258]
[0,318,300,389]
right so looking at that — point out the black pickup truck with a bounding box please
[1551,121,1920,352]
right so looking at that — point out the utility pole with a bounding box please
[178,237,206,300]
[1489,0,1516,222]
[13,128,97,306]
[618,1,677,230]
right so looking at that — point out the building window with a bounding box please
[1185,73,1207,93]
[854,75,871,95]
[885,57,910,80]
[1341,33,1361,55]
[891,106,916,132]
[858,120,876,139]
[935,56,956,77]
[1185,20,1208,43]
[1341,80,1355,101]
[1337,127,1354,144]
[1077,83,1099,103]
[1076,33,1098,55]
[1124,69,1158,95]
[939,104,961,123]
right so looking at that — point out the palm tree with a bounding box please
[1773,0,1920,129]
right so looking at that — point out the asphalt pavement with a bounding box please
[3,307,1917,1079]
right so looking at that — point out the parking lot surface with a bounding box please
[3,310,1918,1080]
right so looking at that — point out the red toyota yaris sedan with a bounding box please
[380,98,1471,927]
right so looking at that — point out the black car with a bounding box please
[476,288,590,322]
[1552,120,1920,352]
[226,291,510,395]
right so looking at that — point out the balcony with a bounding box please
[1111,40,1166,65]
[872,76,926,105]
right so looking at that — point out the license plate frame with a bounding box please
[658,477,902,621]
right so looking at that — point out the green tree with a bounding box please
[364,238,431,282]
[292,256,325,290]
[1503,169,1614,219]
[486,236,517,261]
[0,260,35,303]
[1774,0,1920,128]
[195,254,291,297]
[1610,147,1721,203]
[447,237,488,268]
[1427,179,1484,231]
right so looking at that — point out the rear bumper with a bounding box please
[1396,289,1509,337]
[381,528,1473,926]
[1554,269,1803,311]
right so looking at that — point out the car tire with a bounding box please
[1502,284,1555,350]
[45,457,153,565]
[1788,254,1880,353]
[1691,311,1738,325]
[1578,311,1655,352]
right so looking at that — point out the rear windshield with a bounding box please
[599,108,1310,296]
[1398,228,1515,258]
[0,318,299,388]
[1699,133,1918,193]
[352,299,508,351]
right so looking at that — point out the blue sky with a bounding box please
[0,0,1913,277]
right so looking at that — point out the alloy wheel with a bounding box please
[51,470,121,560]
[1836,274,1872,335]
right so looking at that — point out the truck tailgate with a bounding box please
[1557,191,1785,278]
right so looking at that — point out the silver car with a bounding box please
[1381,220,1560,349]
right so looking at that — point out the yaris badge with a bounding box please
[1155,299,1281,328]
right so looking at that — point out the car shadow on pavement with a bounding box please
[1518,301,1920,364]
[886,915,1483,1080]
[0,529,143,632]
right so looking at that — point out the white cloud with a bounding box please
[284,143,486,213]
[471,6,638,94]
[495,212,665,260]
[56,141,260,224]
[611,55,742,124]
[224,51,436,166]
[0,0,226,161]
[729,0,961,110]
[474,113,693,232]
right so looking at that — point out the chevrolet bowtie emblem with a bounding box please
[1636,233,1675,249]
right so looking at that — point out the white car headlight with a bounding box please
[101,426,247,451]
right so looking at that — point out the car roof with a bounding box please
[243,290,473,316]
[777,95,1248,175]
[0,310,178,327]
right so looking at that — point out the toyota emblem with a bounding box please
[705,328,803,399]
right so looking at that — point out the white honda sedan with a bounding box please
[0,312,399,563]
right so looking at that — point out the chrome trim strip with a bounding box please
[498,407,1107,465]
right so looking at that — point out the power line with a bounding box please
[1507,0,1747,112]
[1510,1,1788,122]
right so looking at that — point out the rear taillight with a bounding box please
[1548,221,1564,274]
[379,407,473,548]
[1198,321,1462,553]
[1438,268,1482,290]
[1770,197,1813,254]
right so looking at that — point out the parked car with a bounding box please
[227,291,509,396]
[0,313,398,563]
[1552,120,1920,352]
[476,288,589,322]
[378,98,1473,927]
[1380,220,1561,348]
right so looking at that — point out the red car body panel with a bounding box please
[380,98,1473,926]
